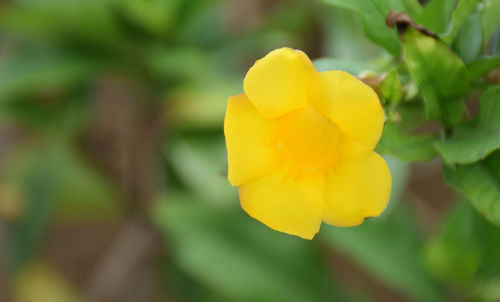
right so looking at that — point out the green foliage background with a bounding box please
[0,0,499,301]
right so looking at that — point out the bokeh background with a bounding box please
[0,0,499,301]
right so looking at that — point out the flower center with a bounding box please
[276,108,345,172]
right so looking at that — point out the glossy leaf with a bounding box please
[436,86,500,164]
[377,123,436,162]
[443,150,500,226]
[404,28,469,125]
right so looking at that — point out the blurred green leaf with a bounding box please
[444,0,500,58]
[443,0,482,43]
[118,0,181,36]
[425,198,500,300]
[49,145,120,221]
[436,86,500,164]
[454,12,483,63]
[166,136,235,203]
[174,0,226,48]
[416,0,455,35]
[5,141,119,269]
[0,54,94,101]
[404,28,468,125]
[146,47,208,83]
[5,153,56,271]
[313,58,377,75]
[467,56,500,81]
[443,150,500,226]
[481,0,500,46]
[153,198,343,302]
[396,102,428,131]
[322,204,441,302]
[320,0,412,55]
[380,68,402,104]
[402,0,423,16]
[424,200,481,285]
[377,123,437,162]
[1,0,125,48]
[166,74,240,129]
[321,7,383,61]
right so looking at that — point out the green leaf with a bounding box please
[5,142,118,270]
[376,123,437,162]
[321,204,442,302]
[0,54,94,101]
[320,0,412,55]
[313,58,376,74]
[118,0,181,36]
[380,68,403,104]
[165,136,235,203]
[454,12,483,63]
[443,0,500,52]
[1,0,125,48]
[404,28,469,125]
[402,0,423,16]
[481,0,500,46]
[416,0,456,35]
[436,86,500,164]
[425,199,500,300]
[467,56,500,81]
[153,198,343,302]
[443,150,500,226]
[443,0,482,43]
[423,199,482,285]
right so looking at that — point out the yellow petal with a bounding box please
[323,152,391,227]
[309,70,384,158]
[224,94,280,186]
[239,167,324,239]
[243,47,316,119]
[276,108,345,172]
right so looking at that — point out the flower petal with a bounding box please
[224,94,280,186]
[309,70,384,158]
[239,167,324,239]
[243,47,316,119]
[323,152,391,227]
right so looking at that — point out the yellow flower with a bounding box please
[224,47,392,239]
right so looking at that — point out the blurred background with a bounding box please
[0,0,499,301]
